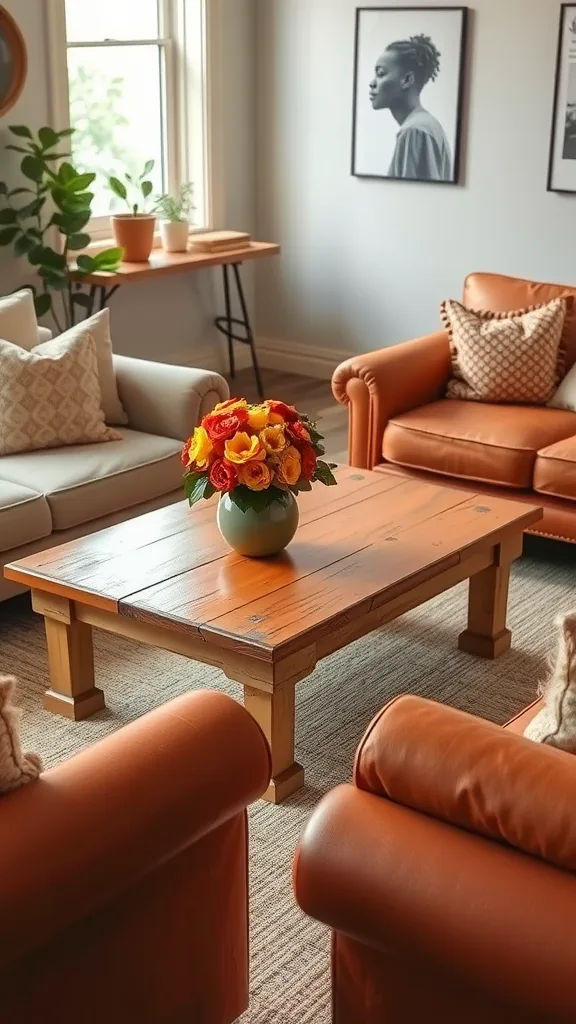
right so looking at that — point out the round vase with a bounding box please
[217,492,299,558]
[160,219,190,253]
[111,214,156,262]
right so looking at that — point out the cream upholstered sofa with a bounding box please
[0,324,228,602]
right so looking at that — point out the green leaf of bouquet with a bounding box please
[184,473,209,507]
[229,487,250,513]
[204,482,217,500]
[314,461,338,487]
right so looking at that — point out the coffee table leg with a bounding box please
[32,592,105,721]
[243,683,304,804]
[458,541,518,659]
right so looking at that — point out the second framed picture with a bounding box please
[351,6,469,184]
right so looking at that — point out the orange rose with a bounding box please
[203,407,249,447]
[260,424,287,455]
[225,431,266,464]
[276,445,302,486]
[212,398,249,415]
[209,458,238,493]
[300,445,317,481]
[237,461,272,491]
[266,400,299,424]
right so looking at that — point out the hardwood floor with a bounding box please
[225,368,349,462]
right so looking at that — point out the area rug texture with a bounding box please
[0,544,572,1023]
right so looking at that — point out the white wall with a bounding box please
[0,0,256,369]
[255,0,576,356]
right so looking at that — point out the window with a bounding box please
[48,0,213,237]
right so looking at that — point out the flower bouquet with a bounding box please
[181,398,338,556]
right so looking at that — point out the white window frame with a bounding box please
[45,0,222,241]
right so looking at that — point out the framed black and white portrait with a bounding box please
[548,4,576,193]
[351,6,468,184]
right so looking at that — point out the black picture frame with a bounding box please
[547,3,576,193]
[351,6,469,185]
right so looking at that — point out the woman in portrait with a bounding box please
[369,33,452,182]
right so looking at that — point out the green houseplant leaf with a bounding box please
[38,126,60,150]
[9,125,33,139]
[108,176,128,202]
[33,293,52,318]
[21,156,44,182]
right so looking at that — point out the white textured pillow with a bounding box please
[0,329,121,456]
[548,363,576,413]
[51,309,128,426]
[0,676,42,795]
[524,612,576,751]
[0,289,38,349]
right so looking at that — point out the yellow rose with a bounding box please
[186,426,213,469]
[247,404,270,431]
[238,461,272,491]
[276,445,302,486]
[260,424,287,455]
[212,398,249,415]
[225,431,266,464]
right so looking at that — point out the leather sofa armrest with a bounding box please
[294,785,576,1021]
[331,332,451,469]
[0,691,271,968]
[113,354,229,441]
[354,695,576,871]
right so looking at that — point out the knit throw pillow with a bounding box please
[442,298,567,404]
[0,677,42,794]
[0,329,121,456]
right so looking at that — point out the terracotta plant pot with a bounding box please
[160,219,190,253]
[111,214,156,262]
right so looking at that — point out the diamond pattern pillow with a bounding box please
[0,329,121,456]
[442,298,568,404]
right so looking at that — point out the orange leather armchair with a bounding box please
[0,691,271,1024]
[294,695,576,1024]
[332,272,576,543]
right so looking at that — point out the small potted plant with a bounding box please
[108,160,156,262]
[155,182,195,253]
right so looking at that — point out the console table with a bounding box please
[68,241,281,400]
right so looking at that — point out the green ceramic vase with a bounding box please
[217,492,299,557]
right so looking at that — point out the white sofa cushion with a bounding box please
[0,480,52,552]
[0,429,183,530]
[0,290,38,349]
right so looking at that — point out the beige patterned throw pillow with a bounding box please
[0,329,121,456]
[443,298,567,404]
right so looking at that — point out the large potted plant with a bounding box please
[0,124,123,331]
[108,161,156,262]
[155,182,195,253]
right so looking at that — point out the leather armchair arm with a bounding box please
[113,354,229,441]
[294,785,576,1021]
[331,332,451,469]
[0,691,271,968]
[354,695,576,871]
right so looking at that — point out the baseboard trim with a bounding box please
[169,336,354,381]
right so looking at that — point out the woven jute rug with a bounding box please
[0,540,572,1023]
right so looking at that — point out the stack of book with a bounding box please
[191,231,251,254]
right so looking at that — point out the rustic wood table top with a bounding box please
[5,468,542,802]
[68,241,281,286]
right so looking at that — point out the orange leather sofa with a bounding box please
[293,694,575,1023]
[0,691,271,1024]
[332,272,576,543]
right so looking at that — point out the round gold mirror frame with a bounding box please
[0,5,27,118]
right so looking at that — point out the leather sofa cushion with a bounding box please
[0,481,52,553]
[534,435,576,501]
[0,429,183,531]
[383,400,576,489]
[463,272,576,370]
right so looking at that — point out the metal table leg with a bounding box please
[215,262,264,400]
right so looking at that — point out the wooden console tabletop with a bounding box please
[68,241,281,286]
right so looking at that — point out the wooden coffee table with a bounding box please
[5,469,541,803]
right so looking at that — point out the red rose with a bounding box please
[203,407,249,445]
[209,458,238,493]
[267,400,299,423]
[300,445,317,481]
[286,420,311,448]
[181,440,192,467]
